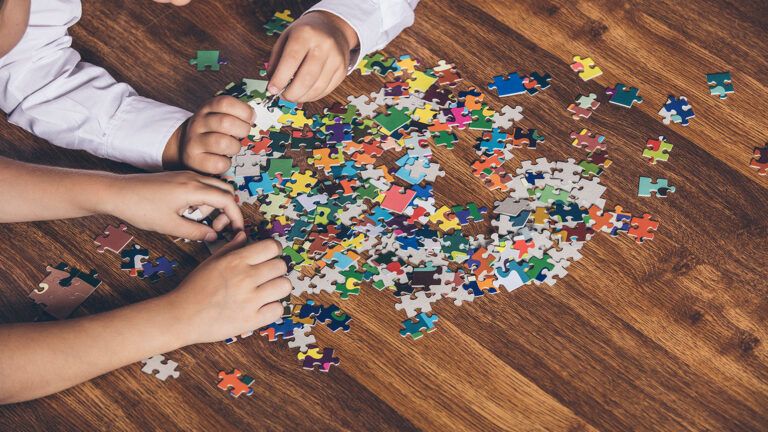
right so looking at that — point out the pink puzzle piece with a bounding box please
[94,224,133,254]
[380,185,416,214]
[30,264,101,319]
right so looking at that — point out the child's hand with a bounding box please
[106,171,244,241]
[165,232,290,343]
[163,96,254,175]
[268,11,359,102]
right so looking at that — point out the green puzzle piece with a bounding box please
[189,50,225,71]
[638,176,676,197]
[374,107,411,134]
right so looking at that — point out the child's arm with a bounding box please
[268,0,420,102]
[0,234,290,404]
[0,1,190,171]
[0,2,253,176]
[0,156,243,241]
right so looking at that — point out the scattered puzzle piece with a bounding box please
[643,136,673,164]
[638,177,676,197]
[217,369,255,397]
[189,50,227,71]
[30,263,101,320]
[605,83,642,108]
[94,224,133,254]
[571,56,603,81]
[750,144,768,175]
[706,72,733,99]
[141,355,180,381]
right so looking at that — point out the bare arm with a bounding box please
[0,235,290,404]
[0,156,244,239]
[0,156,114,222]
[0,295,184,403]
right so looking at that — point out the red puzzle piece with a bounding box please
[94,224,133,254]
[217,369,254,398]
[628,213,660,243]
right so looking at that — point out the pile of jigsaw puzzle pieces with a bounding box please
[201,50,669,377]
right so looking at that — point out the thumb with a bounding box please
[175,218,218,242]
[214,230,248,256]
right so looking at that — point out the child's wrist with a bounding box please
[162,123,184,170]
[155,289,200,346]
[310,11,359,51]
[87,172,123,217]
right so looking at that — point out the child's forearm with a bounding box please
[0,295,188,404]
[0,156,115,223]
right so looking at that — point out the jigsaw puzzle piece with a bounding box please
[141,355,180,381]
[638,177,676,197]
[217,369,255,397]
[570,56,603,81]
[94,224,133,254]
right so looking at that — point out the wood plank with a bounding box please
[0,0,765,430]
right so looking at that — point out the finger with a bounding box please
[281,49,325,102]
[203,96,254,124]
[253,302,284,328]
[196,132,242,157]
[211,213,231,231]
[268,36,309,95]
[267,34,289,79]
[300,59,334,102]
[318,66,347,101]
[172,217,217,242]
[188,152,232,174]
[193,187,245,232]
[197,176,235,193]
[231,238,282,266]
[214,230,247,256]
[250,258,288,286]
[254,276,292,304]
[202,114,251,139]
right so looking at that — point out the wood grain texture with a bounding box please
[1,0,766,430]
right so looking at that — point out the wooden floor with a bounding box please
[1,0,767,430]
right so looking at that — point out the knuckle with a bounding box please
[216,135,234,152]
[215,158,231,174]
[278,277,292,295]
[262,303,282,322]
[270,239,283,256]
[212,95,233,111]
[218,115,235,131]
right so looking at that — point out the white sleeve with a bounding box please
[306,0,420,72]
[0,0,191,170]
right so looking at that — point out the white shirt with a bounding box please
[0,0,419,170]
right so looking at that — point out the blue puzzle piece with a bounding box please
[412,184,433,199]
[328,251,356,270]
[369,206,393,222]
[140,257,178,283]
[396,235,422,250]
[247,174,276,195]
[488,73,526,97]
[477,128,509,155]
[660,95,695,126]
[399,312,439,340]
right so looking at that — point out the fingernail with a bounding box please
[204,232,218,242]
[251,107,257,124]
[267,84,279,95]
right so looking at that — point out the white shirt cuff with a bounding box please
[107,97,191,171]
